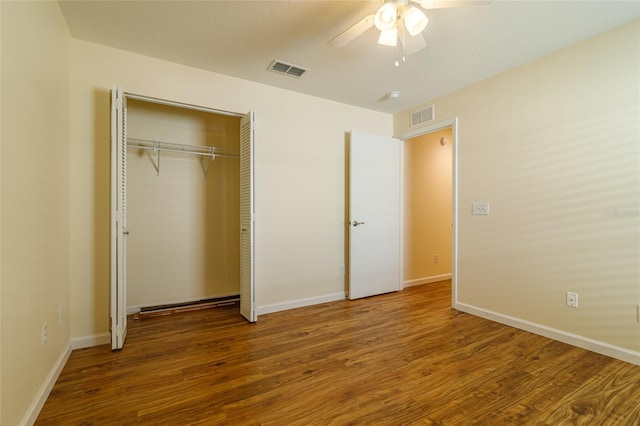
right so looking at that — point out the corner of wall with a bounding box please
[1,1,73,424]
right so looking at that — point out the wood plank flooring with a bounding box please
[36,281,640,425]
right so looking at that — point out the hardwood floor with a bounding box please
[36,281,640,425]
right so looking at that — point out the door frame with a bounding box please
[397,117,458,306]
[110,89,256,350]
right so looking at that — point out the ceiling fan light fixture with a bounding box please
[374,3,397,31]
[378,28,398,46]
[403,6,429,36]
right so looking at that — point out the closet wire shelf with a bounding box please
[127,137,239,177]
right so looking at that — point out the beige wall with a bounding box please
[4,3,637,422]
[404,129,452,284]
[0,2,71,424]
[1,4,3,421]
[395,20,640,354]
[126,101,240,309]
[69,39,392,341]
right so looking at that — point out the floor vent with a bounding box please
[136,295,240,319]
[411,105,435,127]
[268,60,308,78]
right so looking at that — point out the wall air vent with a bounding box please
[411,105,435,127]
[268,60,308,78]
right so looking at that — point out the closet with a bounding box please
[110,87,255,350]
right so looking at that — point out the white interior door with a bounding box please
[349,130,401,299]
[240,111,256,322]
[110,86,128,349]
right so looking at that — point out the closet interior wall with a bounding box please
[404,128,453,284]
[126,99,241,313]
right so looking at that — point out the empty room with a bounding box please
[1,1,639,424]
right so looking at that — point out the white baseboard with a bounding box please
[20,342,72,426]
[127,305,142,315]
[258,292,346,316]
[71,333,110,350]
[404,273,452,288]
[455,302,640,366]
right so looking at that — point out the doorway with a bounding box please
[126,100,241,316]
[399,118,458,303]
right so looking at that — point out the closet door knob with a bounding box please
[351,221,365,227]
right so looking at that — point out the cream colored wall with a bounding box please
[1,2,71,424]
[395,21,640,353]
[69,39,392,340]
[404,129,452,283]
[0,3,3,421]
[126,100,240,309]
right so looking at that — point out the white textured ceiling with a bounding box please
[58,1,640,114]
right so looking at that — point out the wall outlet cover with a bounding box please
[566,292,578,308]
[472,202,490,215]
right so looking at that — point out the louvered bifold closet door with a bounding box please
[110,86,128,350]
[240,112,256,322]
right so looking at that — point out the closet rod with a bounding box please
[127,138,239,159]
[124,92,244,118]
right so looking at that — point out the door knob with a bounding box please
[352,221,365,227]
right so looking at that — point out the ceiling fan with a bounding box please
[329,0,489,57]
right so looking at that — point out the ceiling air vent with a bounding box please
[411,105,435,127]
[268,60,308,78]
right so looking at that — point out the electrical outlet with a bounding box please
[637,305,640,323]
[42,323,48,347]
[58,305,63,325]
[434,254,439,263]
[566,292,578,308]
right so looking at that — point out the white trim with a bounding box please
[399,140,404,294]
[71,333,111,350]
[127,305,142,315]
[20,343,72,426]
[397,117,457,141]
[451,119,459,307]
[257,292,346,316]
[404,273,452,288]
[455,302,640,366]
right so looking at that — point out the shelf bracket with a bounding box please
[153,143,161,176]
[201,154,216,178]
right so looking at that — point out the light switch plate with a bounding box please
[472,202,490,215]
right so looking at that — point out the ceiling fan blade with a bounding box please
[328,14,375,48]
[416,0,492,9]
[401,32,427,55]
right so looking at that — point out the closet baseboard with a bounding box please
[258,292,346,316]
[127,294,240,315]
[136,296,240,319]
